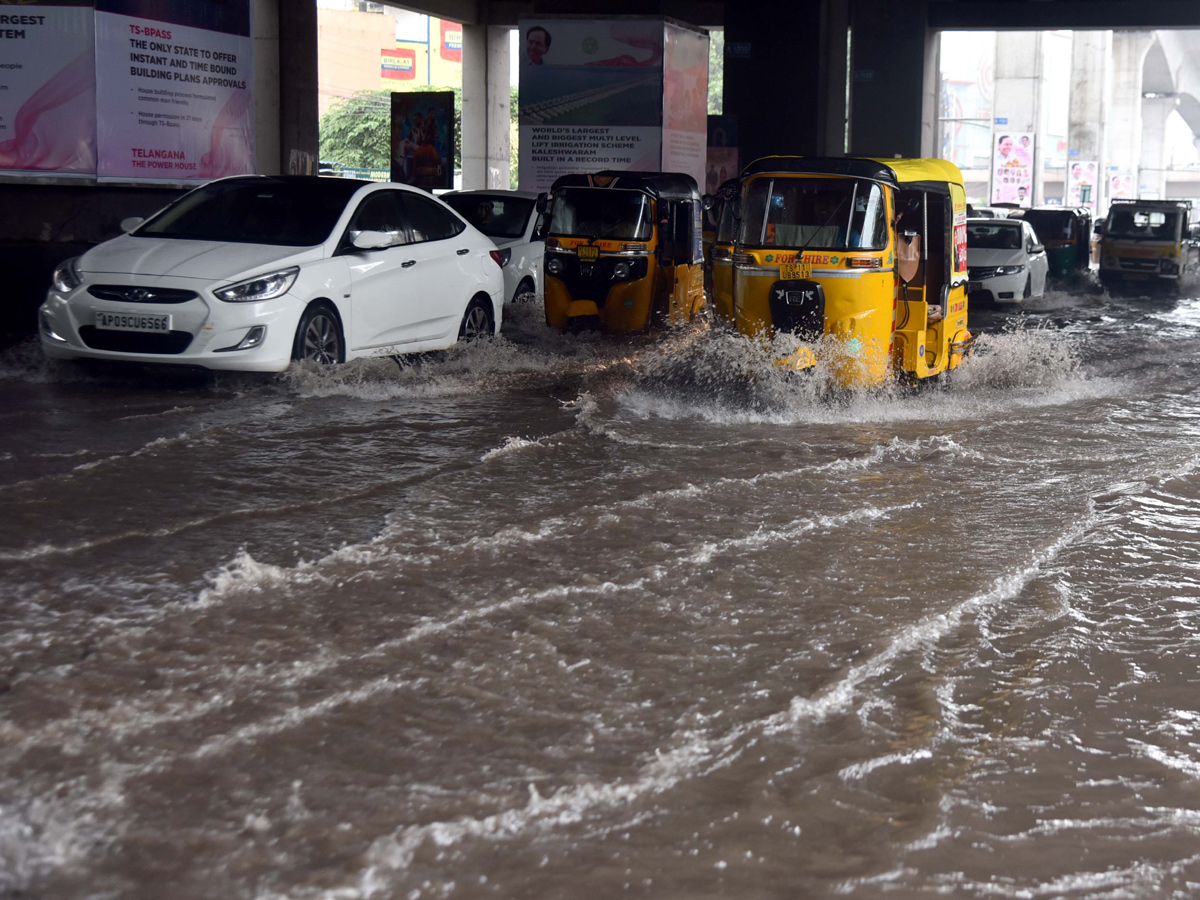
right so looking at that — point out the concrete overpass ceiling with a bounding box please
[930,0,1200,30]
[374,0,724,28]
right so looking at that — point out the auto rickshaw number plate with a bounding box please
[576,246,600,261]
[780,261,812,280]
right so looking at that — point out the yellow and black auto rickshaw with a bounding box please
[542,171,706,332]
[709,156,974,388]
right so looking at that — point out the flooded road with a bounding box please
[5,289,1200,898]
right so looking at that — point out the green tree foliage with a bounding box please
[319,86,463,171]
[708,29,724,115]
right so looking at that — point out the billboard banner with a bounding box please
[660,22,708,190]
[991,131,1033,206]
[0,2,97,175]
[1066,159,1097,210]
[705,114,737,194]
[390,91,453,191]
[518,18,665,192]
[94,0,253,180]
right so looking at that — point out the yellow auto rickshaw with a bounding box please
[710,156,974,388]
[542,171,706,332]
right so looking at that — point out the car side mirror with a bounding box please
[536,192,549,215]
[120,216,145,233]
[352,230,395,251]
[1094,222,1104,235]
[1030,243,1044,254]
[701,193,715,211]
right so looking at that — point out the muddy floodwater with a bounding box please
[6,289,1200,899]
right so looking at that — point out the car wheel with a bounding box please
[515,277,535,301]
[293,303,343,364]
[458,297,494,341]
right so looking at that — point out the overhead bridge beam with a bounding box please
[930,1,1200,31]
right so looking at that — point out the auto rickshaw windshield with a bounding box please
[1106,208,1178,240]
[738,177,888,250]
[549,189,653,241]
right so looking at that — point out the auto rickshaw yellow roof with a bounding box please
[867,157,965,189]
[739,156,964,191]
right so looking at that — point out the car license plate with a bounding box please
[96,311,172,333]
[780,261,811,280]
[576,245,599,261]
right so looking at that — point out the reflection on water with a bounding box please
[5,292,1200,898]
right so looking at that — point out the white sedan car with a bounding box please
[966,217,1049,305]
[442,190,544,302]
[39,176,506,371]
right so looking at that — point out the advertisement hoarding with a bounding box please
[94,0,253,180]
[518,18,706,193]
[0,1,97,175]
[991,131,1033,206]
[390,91,453,191]
[1066,159,1097,210]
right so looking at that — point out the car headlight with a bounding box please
[213,267,300,303]
[52,257,82,293]
[993,264,1025,276]
[613,261,631,279]
[546,255,564,276]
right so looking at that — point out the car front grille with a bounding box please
[1118,259,1159,271]
[79,326,194,354]
[88,285,199,304]
[968,266,997,280]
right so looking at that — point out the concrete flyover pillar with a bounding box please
[992,31,1046,205]
[1108,31,1156,199]
[1139,95,1177,199]
[847,0,935,158]
[277,0,320,174]
[1068,30,1111,208]
[461,24,512,190]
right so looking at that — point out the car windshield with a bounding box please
[1022,212,1074,240]
[967,222,1023,250]
[1105,207,1179,241]
[548,189,653,240]
[135,178,365,246]
[738,177,887,250]
[443,194,535,239]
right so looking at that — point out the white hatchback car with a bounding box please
[39,176,506,371]
[442,190,545,302]
[966,217,1049,304]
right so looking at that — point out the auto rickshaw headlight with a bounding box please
[1162,259,1178,274]
[613,261,631,280]
[546,256,564,276]
[1102,256,1115,268]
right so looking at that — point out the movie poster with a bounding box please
[1066,159,1097,210]
[517,18,667,193]
[0,1,97,175]
[705,115,737,194]
[94,0,254,180]
[390,91,453,191]
[991,131,1033,206]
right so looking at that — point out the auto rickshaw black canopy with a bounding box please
[550,171,700,201]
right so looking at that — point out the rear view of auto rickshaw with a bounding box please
[1014,206,1092,281]
[710,156,974,389]
[542,171,706,332]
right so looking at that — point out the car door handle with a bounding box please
[401,259,416,268]
[456,248,470,255]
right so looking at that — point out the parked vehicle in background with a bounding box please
[966,217,1049,304]
[39,175,505,372]
[966,205,1015,219]
[1012,206,1093,280]
[702,179,738,325]
[542,171,706,332]
[442,190,546,302]
[1098,199,1200,291]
